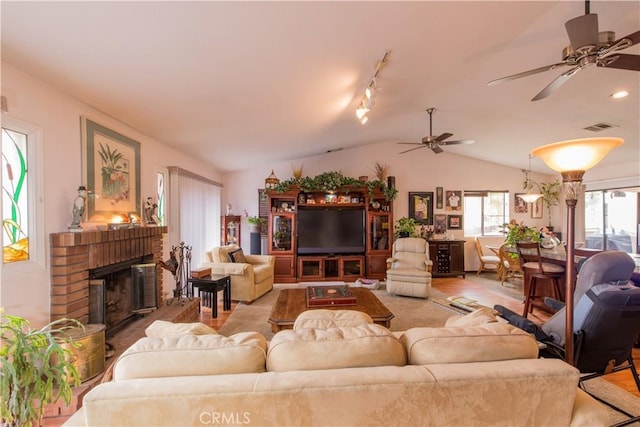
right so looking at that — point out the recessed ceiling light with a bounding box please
[610,90,629,99]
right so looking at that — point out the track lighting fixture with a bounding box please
[355,50,390,125]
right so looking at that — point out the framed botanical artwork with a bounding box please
[514,194,528,213]
[434,214,447,234]
[409,192,434,225]
[531,198,543,219]
[445,190,462,211]
[82,118,141,221]
[447,215,463,229]
[436,187,443,209]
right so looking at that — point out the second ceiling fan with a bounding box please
[398,108,475,154]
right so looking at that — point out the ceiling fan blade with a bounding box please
[600,30,640,57]
[599,54,640,71]
[531,66,581,101]
[565,13,599,50]
[487,62,568,86]
[399,146,426,155]
[430,145,444,154]
[397,142,423,145]
[441,139,475,146]
[434,132,453,142]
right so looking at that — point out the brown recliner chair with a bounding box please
[204,244,275,303]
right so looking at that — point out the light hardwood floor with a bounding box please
[198,276,640,398]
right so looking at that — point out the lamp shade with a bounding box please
[531,137,623,172]
[517,193,542,203]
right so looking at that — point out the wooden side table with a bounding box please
[188,274,231,318]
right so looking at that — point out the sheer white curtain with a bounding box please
[167,167,221,267]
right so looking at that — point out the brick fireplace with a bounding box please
[49,226,168,325]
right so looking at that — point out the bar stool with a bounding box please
[515,241,565,318]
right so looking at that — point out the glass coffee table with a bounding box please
[268,287,394,333]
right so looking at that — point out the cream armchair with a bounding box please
[204,244,275,303]
[386,237,432,299]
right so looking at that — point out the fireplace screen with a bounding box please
[88,261,158,335]
[131,263,158,312]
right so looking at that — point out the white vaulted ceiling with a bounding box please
[2,1,638,173]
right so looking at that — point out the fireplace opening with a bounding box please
[89,256,157,337]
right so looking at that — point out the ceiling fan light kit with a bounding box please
[355,50,390,125]
[488,0,640,101]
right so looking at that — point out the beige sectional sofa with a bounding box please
[65,313,609,426]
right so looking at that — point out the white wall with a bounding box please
[0,62,223,326]
[223,141,560,273]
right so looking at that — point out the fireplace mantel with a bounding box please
[49,226,167,323]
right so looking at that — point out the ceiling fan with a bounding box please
[398,108,475,154]
[488,0,640,101]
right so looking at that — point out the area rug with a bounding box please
[581,377,640,425]
[218,283,457,339]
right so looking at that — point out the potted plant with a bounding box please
[1,312,82,426]
[503,221,541,247]
[246,215,266,233]
[394,217,419,238]
[538,180,561,228]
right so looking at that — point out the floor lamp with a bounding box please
[531,137,623,366]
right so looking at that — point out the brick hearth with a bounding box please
[49,226,168,323]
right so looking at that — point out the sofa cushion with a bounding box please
[113,332,267,380]
[267,324,406,372]
[444,307,499,327]
[144,320,218,338]
[401,323,538,365]
[293,309,373,330]
[228,248,247,263]
[211,244,239,263]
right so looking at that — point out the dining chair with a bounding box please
[515,241,565,318]
[498,243,523,286]
[474,237,500,275]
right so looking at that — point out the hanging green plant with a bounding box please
[271,171,397,201]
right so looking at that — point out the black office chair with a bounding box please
[496,251,640,426]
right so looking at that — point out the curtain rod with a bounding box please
[167,166,223,188]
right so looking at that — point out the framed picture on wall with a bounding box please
[434,214,447,234]
[514,194,528,213]
[436,187,443,209]
[409,192,434,225]
[82,117,141,221]
[445,190,462,211]
[447,215,463,229]
[531,198,543,219]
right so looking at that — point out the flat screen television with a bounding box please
[297,207,366,255]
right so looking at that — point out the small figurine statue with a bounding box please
[144,196,159,225]
[69,186,87,230]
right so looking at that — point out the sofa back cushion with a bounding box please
[267,324,406,372]
[144,320,218,338]
[210,244,240,263]
[293,309,373,330]
[113,332,267,380]
[401,323,538,365]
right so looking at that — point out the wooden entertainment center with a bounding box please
[267,186,393,283]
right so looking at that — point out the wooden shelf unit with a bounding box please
[428,240,466,278]
[267,186,393,282]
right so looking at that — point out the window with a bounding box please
[2,127,29,263]
[463,191,509,236]
[167,167,221,266]
[584,188,638,253]
[1,117,44,268]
